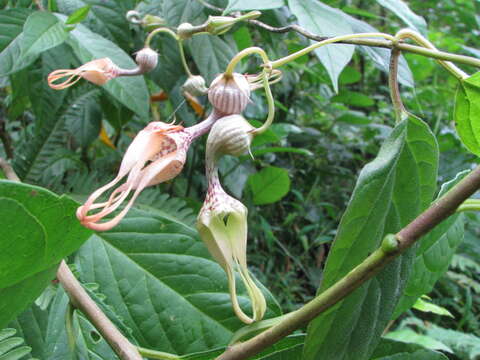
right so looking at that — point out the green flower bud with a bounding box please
[205,11,261,36]
[177,22,195,40]
[182,75,208,96]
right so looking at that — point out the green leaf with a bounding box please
[0,11,69,76]
[57,0,134,49]
[65,5,91,25]
[336,112,371,125]
[248,166,291,205]
[0,8,31,52]
[0,180,91,328]
[424,325,480,359]
[59,15,150,118]
[374,349,448,360]
[9,300,49,359]
[163,0,204,27]
[303,116,439,360]
[0,328,33,360]
[0,266,58,330]
[376,0,427,35]
[393,171,466,317]
[454,73,480,156]
[75,205,282,355]
[288,0,354,92]
[384,328,453,354]
[64,90,102,148]
[0,181,90,287]
[338,66,361,85]
[223,0,285,14]
[331,90,375,107]
[372,338,446,359]
[0,198,47,287]
[412,298,454,318]
[188,34,238,83]
[179,335,304,359]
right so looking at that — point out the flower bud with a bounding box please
[208,73,251,115]
[182,75,208,96]
[141,14,166,31]
[205,11,261,36]
[135,47,158,73]
[207,114,254,157]
[177,22,195,40]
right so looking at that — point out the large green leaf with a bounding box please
[0,180,91,328]
[288,0,354,92]
[163,0,204,27]
[393,171,466,317]
[188,34,238,83]
[57,0,134,50]
[0,266,58,331]
[223,0,285,14]
[0,11,69,76]
[0,181,90,287]
[59,15,150,118]
[454,72,480,156]
[75,205,282,355]
[376,0,427,35]
[0,8,31,52]
[64,90,102,148]
[303,116,439,360]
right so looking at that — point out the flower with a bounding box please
[76,121,189,231]
[196,115,266,324]
[47,58,120,90]
[197,182,266,324]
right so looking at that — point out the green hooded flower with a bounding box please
[197,115,266,324]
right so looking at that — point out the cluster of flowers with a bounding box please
[48,47,267,324]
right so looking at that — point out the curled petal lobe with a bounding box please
[197,187,266,324]
[47,58,120,90]
[77,122,188,231]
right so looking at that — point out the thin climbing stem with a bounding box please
[270,33,396,68]
[225,47,270,76]
[389,48,406,123]
[395,29,468,80]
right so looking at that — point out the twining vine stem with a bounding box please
[195,0,480,71]
[388,47,406,123]
[216,165,480,360]
[0,157,142,360]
